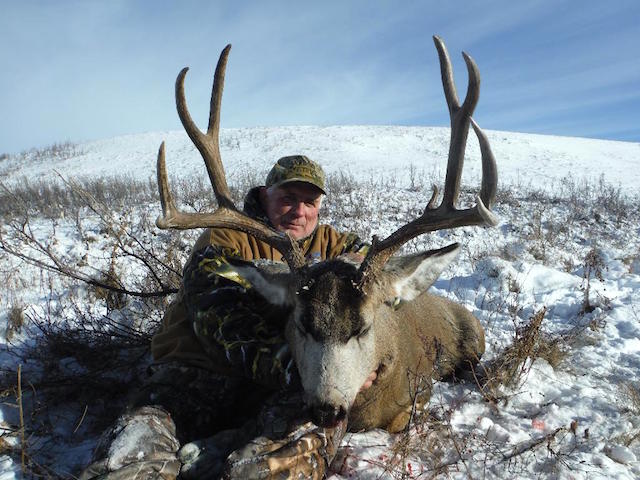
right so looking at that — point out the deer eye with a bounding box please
[357,325,371,339]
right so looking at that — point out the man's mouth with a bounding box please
[283,222,304,229]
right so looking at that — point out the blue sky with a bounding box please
[2,0,639,154]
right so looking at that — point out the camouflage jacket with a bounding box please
[151,187,367,384]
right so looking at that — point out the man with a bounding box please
[80,155,367,479]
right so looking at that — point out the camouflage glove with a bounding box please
[222,392,347,480]
[223,419,347,479]
[78,406,181,480]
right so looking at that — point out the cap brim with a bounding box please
[272,178,326,194]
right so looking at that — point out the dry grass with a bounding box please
[6,305,25,341]
[623,383,640,414]
[481,308,567,400]
[581,247,606,314]
[615,383,640,447]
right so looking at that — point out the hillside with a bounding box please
[2,126,639,195]
[0,126,639,479]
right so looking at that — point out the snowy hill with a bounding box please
[2,126,639,195]
[0,126,639,479]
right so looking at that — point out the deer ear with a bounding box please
[235,263,294,307]
[385,243,460,301]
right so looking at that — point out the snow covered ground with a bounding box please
[1,125,639,479]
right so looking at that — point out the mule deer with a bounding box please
[155,36,497,433]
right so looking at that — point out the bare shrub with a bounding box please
[407,163,423,192]
[0,171,187,475]
[618,383,640,420]
[6,304,25,341]
[321,171,376,237]
[482,308,566,399]
[558,174,634,226]
[593,175,630,223]
[0,175,158,220]
[230,169,264,205]
[0,170,271,221]
[92,263,128,313]
[19,141,84,164]
[491,174,640,275]
[0,301,154,476]
[581,247,605,314]
[611,383,640,448]
[0,179,183,303]
[494,183,521,208]
[172,175,213,212]
[523,204,570,263]
[326,171,356,196]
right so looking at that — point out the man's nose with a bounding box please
[291,201,305,216]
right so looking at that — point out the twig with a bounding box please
[445,412,474,479]
[17,364,26,476]
[501,427,566,462]
[0,237,177,298]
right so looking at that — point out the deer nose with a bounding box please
[311,402,347,428]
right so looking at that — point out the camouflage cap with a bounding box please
[265,155,326,194]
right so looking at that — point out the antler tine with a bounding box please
[207,45,229,138]
[156,141,176,228]
[433,35,459,115]
[435,35,480,208]
[176,44,235,210]
[356,37,498,292]
[155,46,306,271]
[472,118,497,208]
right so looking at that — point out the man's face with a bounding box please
[261,182,323,240]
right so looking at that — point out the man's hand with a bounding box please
[359,370,377,392]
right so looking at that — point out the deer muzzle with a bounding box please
[310,401,348,428]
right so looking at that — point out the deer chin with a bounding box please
[309,402,348,428]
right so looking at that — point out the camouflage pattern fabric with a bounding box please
[184,245,300,390]
[265,155,326,194]
[78,405,181,480]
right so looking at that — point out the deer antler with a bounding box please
[356,35,498,292]
[155,45,306,270]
